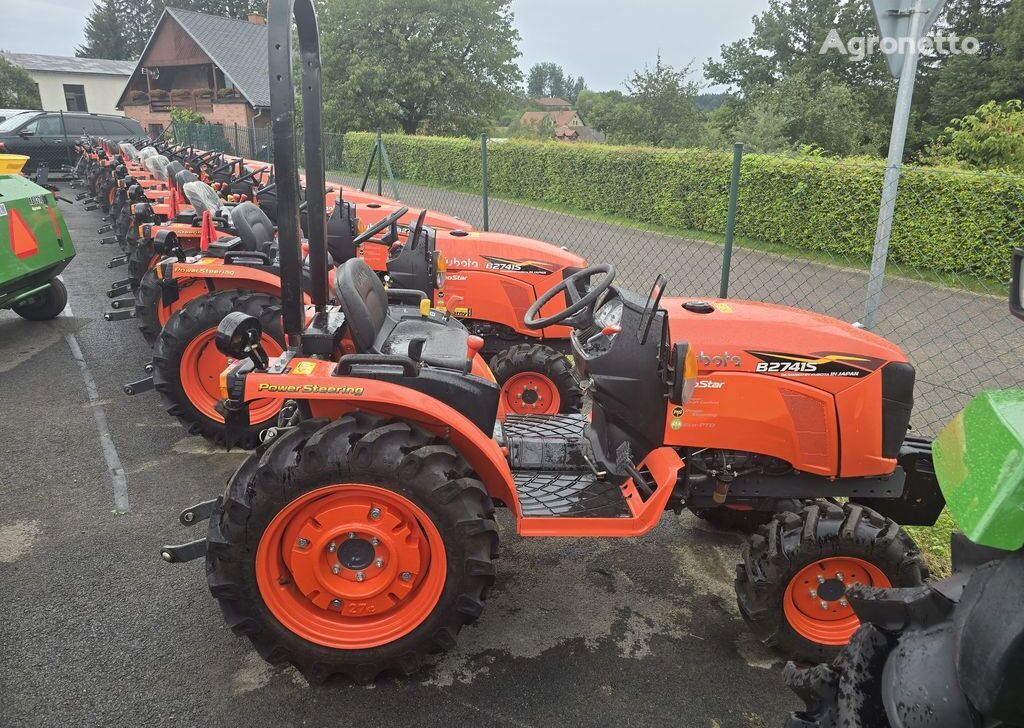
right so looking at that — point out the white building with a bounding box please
[1,52,135,116]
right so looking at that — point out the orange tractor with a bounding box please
[162,0,943,684]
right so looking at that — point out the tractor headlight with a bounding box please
[435,255,446,290]
[681,345,698,403]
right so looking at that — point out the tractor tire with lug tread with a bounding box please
[127,237,158,294]
[693,499,802,533]
[490,343,581,414]
[135,269,165,345]
[13,278,68,321]
[735,501,927,665]
[206,414,499,683]
[152,290,283,448]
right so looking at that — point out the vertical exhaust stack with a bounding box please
[267,0,329,348]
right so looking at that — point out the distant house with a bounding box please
[519,108,604,142]
[519,109,585,130]
[116,8,270,138]
[535,96,572,110]
[0,52,135,116]
[555,125,606,143]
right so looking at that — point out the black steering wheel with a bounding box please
[354,206,409,246]
[523,264,616,330]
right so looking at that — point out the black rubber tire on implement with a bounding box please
[735,501,928,664]
[489,343,581,413]
[134,270,164,345]
[152,290,283,448]
[13,278,68,321]
[693,499,802,533]
[206,414,499,683]
[127,237,157,294]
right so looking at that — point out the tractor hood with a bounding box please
[437,230,586,274]
[664,297,907,391]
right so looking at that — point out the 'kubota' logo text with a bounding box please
[698,351,742,368]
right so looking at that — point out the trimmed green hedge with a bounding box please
[341,132,1024,284]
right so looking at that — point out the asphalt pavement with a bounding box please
[0,192,800,726]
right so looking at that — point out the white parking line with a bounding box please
[63,302,129,512]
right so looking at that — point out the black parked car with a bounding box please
[0,111,145,171]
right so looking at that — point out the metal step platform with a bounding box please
[513,470,629,518]
[502,414,590,471]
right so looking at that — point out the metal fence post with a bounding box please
[233,123,240,154]
[376,128,383,196]
[481,133,489,231]
[719,142,743,298]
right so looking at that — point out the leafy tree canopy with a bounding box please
[0,58,41,109]
[526,62,586,102]
[319,0,522,136]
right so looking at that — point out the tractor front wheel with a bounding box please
[206,414,498,682]
[735,502,927,664]
[490,343,581,414]
[152,290,284,448]
[13,278,68,321]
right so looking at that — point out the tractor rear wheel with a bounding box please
[127,237,157,294]
[13,278,68,321]
[490,343,581,414]
[735,502,927,664]
[206,414,498,683]
[152,290,284,448]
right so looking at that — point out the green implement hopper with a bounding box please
[0,156,75,320]
[933,389,1024,551]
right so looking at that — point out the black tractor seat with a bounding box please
[334,257,471,371]
[229,202,278,257]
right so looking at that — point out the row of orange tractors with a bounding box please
[71,0,946,687]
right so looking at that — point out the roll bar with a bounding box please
[268,0,328,346]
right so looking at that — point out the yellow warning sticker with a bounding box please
[292,361,317,376]
[716,302,733,313]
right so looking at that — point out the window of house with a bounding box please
[63,84,88,112]
[148,123,164,138]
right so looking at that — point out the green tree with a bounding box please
[319,0,522,136]
[919,0,1022,142]
[0,58,41,109]
[704,0,894,155]
[923,100,1024,171]
[615,54,703,147]
[77,0,157,59]
[527,64,546,97]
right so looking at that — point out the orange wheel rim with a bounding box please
[783,556,891,646]
[502,372,561,414]
[255,483,447,650]
[179,327,283,424]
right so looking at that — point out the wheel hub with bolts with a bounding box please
[783,556,892,644]
[255,483,446,650]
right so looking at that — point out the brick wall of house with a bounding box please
[123,101,254,132]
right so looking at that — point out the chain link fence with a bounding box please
[156,124,1024,435]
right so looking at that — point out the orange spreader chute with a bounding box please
[8,208,39,259]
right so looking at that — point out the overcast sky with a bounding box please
[0,0,767,91]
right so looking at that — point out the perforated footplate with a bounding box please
[502,414,589,471]
[513,471,629,518]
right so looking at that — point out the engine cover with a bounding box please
[664,298,911,478]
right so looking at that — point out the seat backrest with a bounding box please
[230,202,276,251]
[182,181,222,217]
[174,168,198,191]
[144,154,170,180]
[334,258,389,352]
[165,161,186,185]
